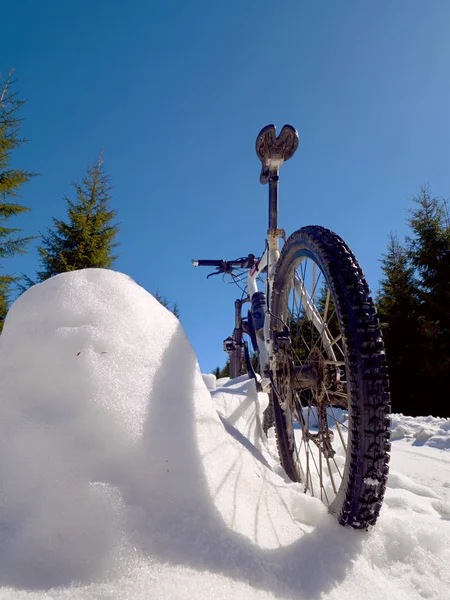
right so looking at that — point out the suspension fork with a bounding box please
[224,298,243,378]
[246,259,269,381]
[233,298,244,350]
[223,298,249,378]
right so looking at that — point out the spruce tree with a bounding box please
[377,234,421,414]
[154,289,180,318]
[211,360,230,378]
[0,69,36,331]
[407,187,450,331]
[38,153,119,280]
[406,187,450,413]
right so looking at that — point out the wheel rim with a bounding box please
[273,255,350,506]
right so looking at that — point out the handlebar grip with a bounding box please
[192,259,225,267]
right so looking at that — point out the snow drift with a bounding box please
[0,268,449,599]
[391,414,450,449]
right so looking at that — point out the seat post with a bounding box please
[268,167,279,233]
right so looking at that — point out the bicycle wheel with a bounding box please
[270,226,390,529]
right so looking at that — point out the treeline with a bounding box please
[377,187,450,417]
[0,70,176,332]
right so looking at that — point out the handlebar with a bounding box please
[192,254,257,277]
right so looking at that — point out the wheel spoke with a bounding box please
[319,446,323,502]
[323,289,331,322]
[328,399,348,451]
[326,457,338,495]
[327,409,349,431]
[329,333,342,347]
[312,262,317,301]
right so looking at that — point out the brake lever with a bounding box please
[207,269,223,279]
[206,261,234,279]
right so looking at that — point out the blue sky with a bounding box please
[3,0,450,372]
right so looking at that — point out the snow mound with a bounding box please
[0,269,302,594]
[391,414,450,449]
[1,268,450,599]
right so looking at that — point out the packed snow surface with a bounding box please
[0,268,449,599]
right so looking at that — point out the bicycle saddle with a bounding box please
[256,124,299,184]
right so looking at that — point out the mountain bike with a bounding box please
[193,124,391,529]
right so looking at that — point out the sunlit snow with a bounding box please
[0,268,449,599]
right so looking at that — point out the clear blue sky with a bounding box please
[3,0,450,372]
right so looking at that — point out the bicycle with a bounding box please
[193,124,391,529]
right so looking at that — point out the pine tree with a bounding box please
[154,289,180,319]
[211,360,230,378]
[0,69,36,331]
[407,187,450,332]
[38,153,118,280]
[406,187,450,413]
[211,366,221,378]
[377,233,421,413]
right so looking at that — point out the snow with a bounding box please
[0,268,450,599]
[391,414,450,449]
[201,373,216,390]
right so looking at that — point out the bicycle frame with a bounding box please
[234,164,336,388]
[229,163,280,387]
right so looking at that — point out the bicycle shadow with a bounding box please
[119,322,364,599]
[218,414,272,470]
